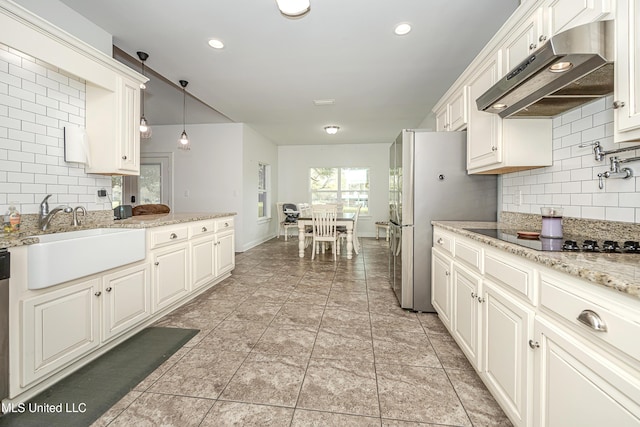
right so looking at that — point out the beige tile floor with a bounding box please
[92,237,512,427]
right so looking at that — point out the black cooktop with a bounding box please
[463,228,640,253]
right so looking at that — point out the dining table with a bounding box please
[296,213,355,259]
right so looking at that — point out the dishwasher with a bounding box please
[0,249,9,401]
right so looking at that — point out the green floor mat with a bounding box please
[0,326,199,427]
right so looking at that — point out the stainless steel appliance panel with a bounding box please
[389,130,497,312]
[0,249,9,400]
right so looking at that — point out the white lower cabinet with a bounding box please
[216,229,235,277]
[533,315,640,426]
[432,226,640,427]
[21,278,101,387]
[191,236,216,291]
[431,247,453,328]
[482,280,535,427]
[451,262,482,369]
[152,242,190,312]
[101,263,151,342]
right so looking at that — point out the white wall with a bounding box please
[277,143,390,237]
[501,96,640,223]
[142,122,279,252]
[0,42,112,215]
[242,125,279,249]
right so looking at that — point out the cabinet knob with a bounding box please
[94,291,102,297]
[471,292,477,299]
[106,287,112,292]
[445,271,450,276]
[539,34,547,42]
[577,309,608,332]
[529,43,537,50]
[491,146,498,152]
[224,222,229,227]
[528,339,540,349]
[613,100,626,109]
[154,261,159,266]
[437,238,444,245]
[170,233,177,239]
[122,155,127,160]
[202,226,207,232]
[477,297,485,303]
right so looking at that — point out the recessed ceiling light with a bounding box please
[313,99,335,106]
[208,39,224,49]
[394,23,412,36]
[276,0,310,17]
[324,125,339,135]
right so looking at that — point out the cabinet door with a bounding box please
[449,87,468,131]
[215,230,235,277]
[452,263,481,368]
[435,105,449,132]
[21,278,101,387]
[117,76,140,173]
[152,243,190,312]
[543,0,611,35]
[432,248,453,328]
[503,9,543,73]
[614,0,640,141]
[102,263,151,342]
[192,236,216,290]
[483,281,535,427]
[533,316,640,426]
[467,52,502,170]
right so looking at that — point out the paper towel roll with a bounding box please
[64,126,90,164]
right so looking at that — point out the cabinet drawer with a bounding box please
[433,230,454,256]
[215,217,234,232]
[150,226,189,249]
[485,251,535,303]
[540,274,640,362]
[454,239,482,272]
[189,220,215,238]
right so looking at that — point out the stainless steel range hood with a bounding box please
[477,20,614,118]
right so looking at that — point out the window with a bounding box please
[309,167,369,215]
[258,162,271,219]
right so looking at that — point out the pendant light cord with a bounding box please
[182,86,186,131]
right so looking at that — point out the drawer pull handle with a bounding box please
[170,233,178,239]
[202,226,208,232]
[528,340,539,349]
[437,238,444,245]
[577,309,607,332]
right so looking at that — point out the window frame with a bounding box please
[258,162,271,221]
[309,167,370,216]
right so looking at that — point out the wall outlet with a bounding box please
[97,189,107,197]
[184,190,190,198]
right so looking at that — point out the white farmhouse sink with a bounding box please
[27,228,146,290]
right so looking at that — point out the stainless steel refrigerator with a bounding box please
[389,129,497,312]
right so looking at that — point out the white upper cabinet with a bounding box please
[435,87,469,132]
[502,7,545,72]
[542,0,611,36]
[614,0,640,142]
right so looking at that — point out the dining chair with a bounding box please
[311,204,338,261]
[338,204,361,254]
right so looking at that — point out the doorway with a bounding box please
[112,152,173,208]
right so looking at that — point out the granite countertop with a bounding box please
[0,212,237,248]
[433,221,640,300]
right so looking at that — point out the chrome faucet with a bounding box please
[597,157,634,189]
[38,195,72,231]
[72,206,87,227]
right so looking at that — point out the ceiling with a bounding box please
[58,0,520,146]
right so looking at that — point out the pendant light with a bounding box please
[136,51,152,139]
[177,80,190,150]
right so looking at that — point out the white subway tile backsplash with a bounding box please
[0,44,111,213]
[501,96,639,224]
